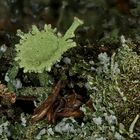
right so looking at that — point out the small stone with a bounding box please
[47,128,54,135]
[91,67,96,71]
[0,44,7,53]
[12,78,22,89]
[63,57,71,64]
[89,60,94,65]
[114,132,123,140]
[93,117,102,125]
[4,73,10,82]
[120,35,126,44]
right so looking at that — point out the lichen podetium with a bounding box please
[15,17,83,73]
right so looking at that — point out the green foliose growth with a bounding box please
[15,17,83,73]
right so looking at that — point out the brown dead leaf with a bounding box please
[32,80,62,122]
[31,80,93,123]
[0,82,16,104]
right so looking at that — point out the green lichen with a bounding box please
[15,17,83,73]
[17,86,51,104]
[5,62,19,91]
[1,37,140,140]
